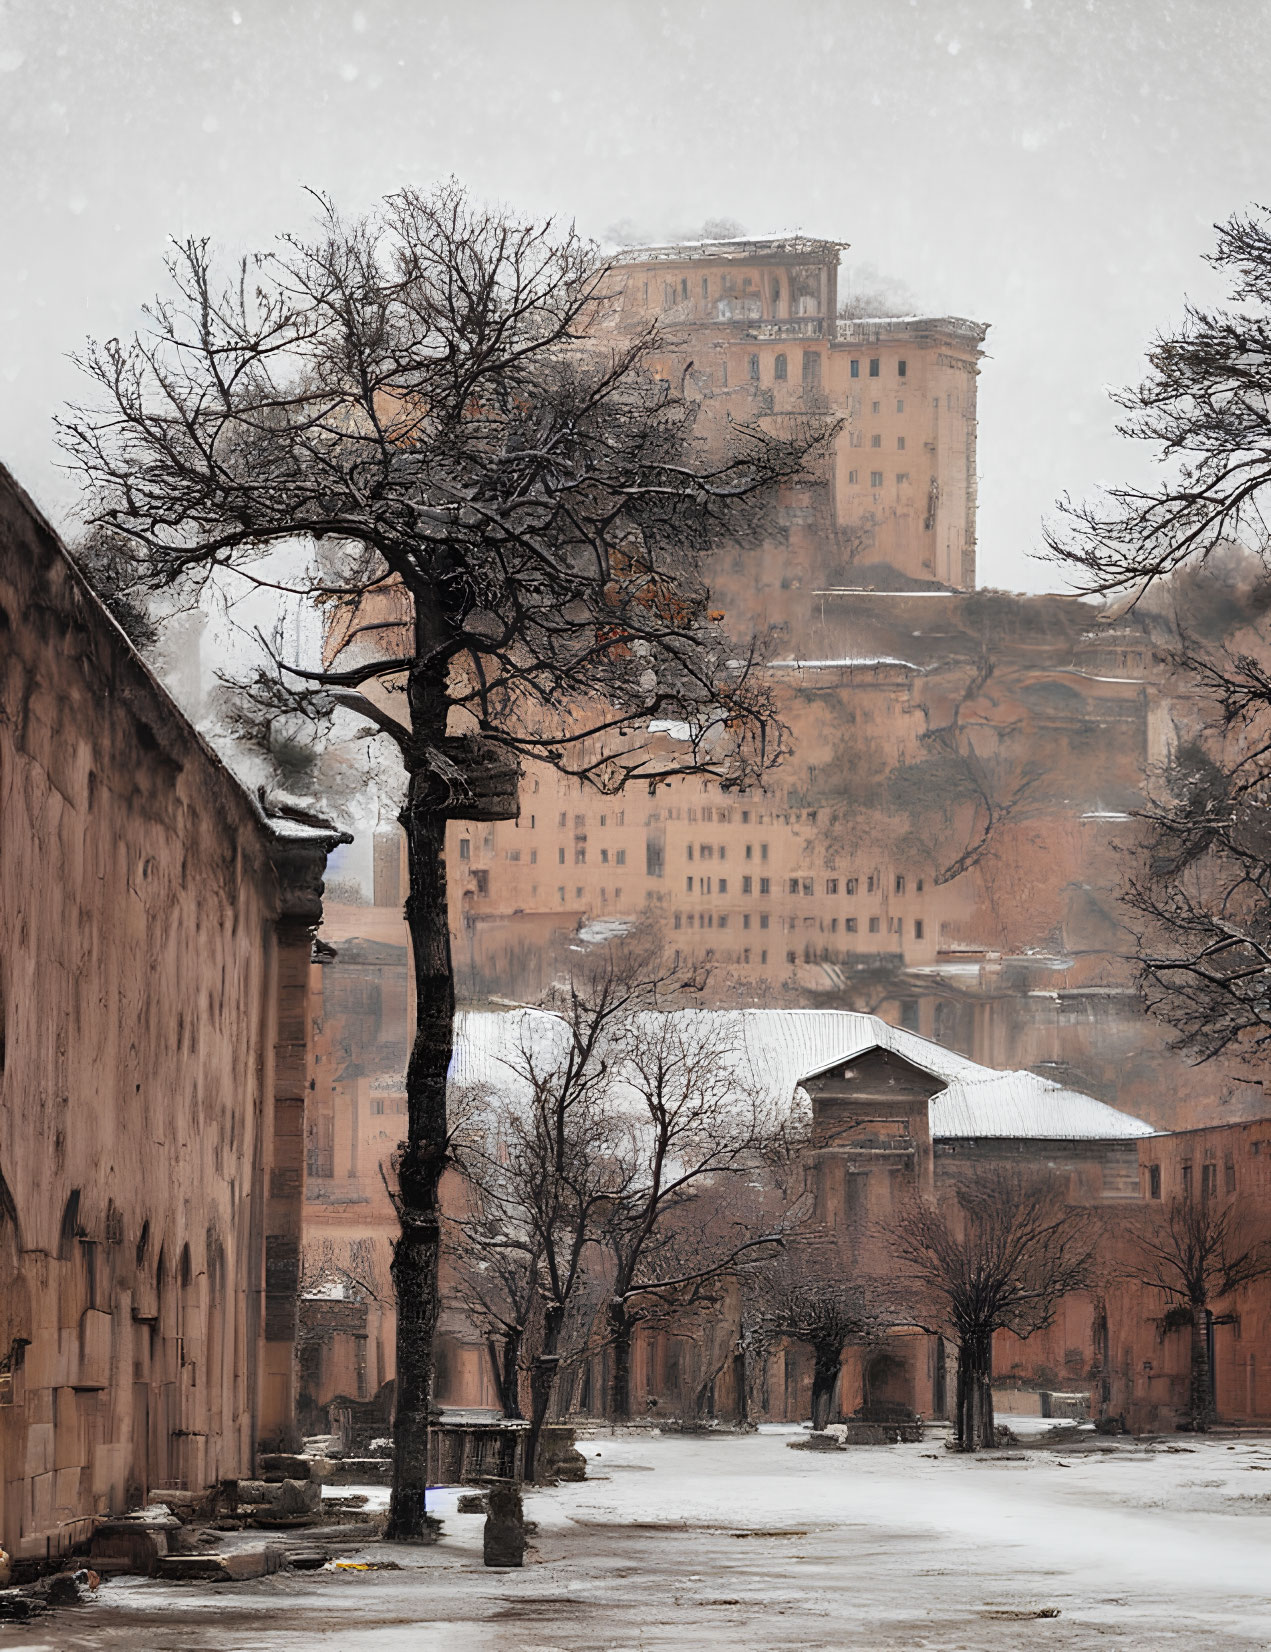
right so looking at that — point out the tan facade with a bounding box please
[0,468,340,1558]
[596,237,984,591]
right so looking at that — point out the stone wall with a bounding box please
[0,467,338,1557]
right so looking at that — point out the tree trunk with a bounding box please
[385,771,453,1541]
[607,1300,634,1422]
[955,1331,995,1452]
[525,1302,565,1483]
[811,1349,839,1431]
[1188,1305,1214,1430]
[488,1329,523,1420]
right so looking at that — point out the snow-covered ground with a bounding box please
[10,1430,1271,1650]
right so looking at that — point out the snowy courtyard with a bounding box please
[8,1427,1271,1651]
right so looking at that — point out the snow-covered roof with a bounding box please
[447,1008,1157,1142]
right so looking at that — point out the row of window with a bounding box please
[1146,1160,1236,1198]
[848,470,910,487]
[849,357,907,378]
[674,909,924,938]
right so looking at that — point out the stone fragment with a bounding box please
[155,1546,285,1582]
[483,1481,526,1568]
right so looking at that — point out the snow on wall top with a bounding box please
[447,1007,1157,1141]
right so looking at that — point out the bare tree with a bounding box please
[746,1240,893,1429]
[598,1012,782,1421]
[887,1168,1098,1451]
[1123,1191,1271,1429]
[1043,213,1271,1069]
[1046,210,1271,595]
[59,182,829,1535]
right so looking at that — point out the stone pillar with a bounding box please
[257,826,350,1454]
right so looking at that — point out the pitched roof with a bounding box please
[448,1007,1157,1142]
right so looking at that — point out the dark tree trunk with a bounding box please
[385,743,453,1540]
[525,1302,565,1483]
[607,1300,634,1422]
[488,1329,523,1420]
[955,1331,995,1452]
[811,1347,840,1431]
[1188,1305,1214,1430]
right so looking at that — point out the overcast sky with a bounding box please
[2,0,1268,592]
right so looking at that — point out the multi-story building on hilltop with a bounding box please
[595,236,986,592]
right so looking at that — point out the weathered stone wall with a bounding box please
[0,467,329,1557]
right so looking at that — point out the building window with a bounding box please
[845,917,857,932]
[772,279,780,302]
[1201,1162,1218,1200]
[869,916,881,934]
[558,886,566,902]
[701,276,709,299]
[1225,1156,1237,1193]
[761,843,768,861]
[718,878,728,894]
[473,870,489,896]
[1181,1162,1193,1195]
[897,436,906,451]
[459,838,470,861]
[787,950,797,964]
[871,434,882,448]
[845,877,858,895]
[830,917,838,933]
[743,913,751,930]
[897,472,909,484]
[530,850,537,865]
[870,471,883,488]
[789,878,800,895]
[916,877,924,892]
[913,919,924,940]
[742,875,752,894]
[895,875,905,894]
[680,277,688,300]
[615,849,626,866]
[826,878,838,894]
[600,849,609,864]
[718,914,728,929]
[558,847,566,864]
[869,357,880,377]
[575,886,583,899]
[896,399,904,413]
[850,359,860,378]
[1148,1164,1161,1199]
[802,879,813,896]
[774,353,787,381]
[760,913,769,929]
[759,877,770,895]
[867,875,876,893]
[745,844,753,861]
[848,469,858,484]
[686,876,694,893]
[674,912,682,929]
[802,350,821,389]
[898,359,907,377]
[749,353,760,382]
[574,846,586,866]
[558,812,567,827]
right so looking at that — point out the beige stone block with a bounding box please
[24,1421,53,1479]
[78,1308,113,1389]
[54,1388,80,1470]
[54,1464,82,1521]
[27,1467,55,1536]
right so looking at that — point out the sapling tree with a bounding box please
[887,1167,1097,1451]
[59,181,829,1534]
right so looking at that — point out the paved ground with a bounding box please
[7,1427,1271,1651]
